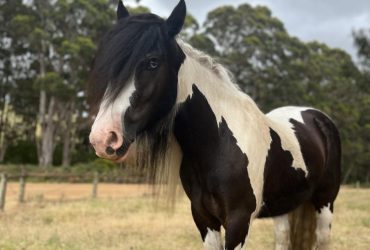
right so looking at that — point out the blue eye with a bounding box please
[147,58,159,70]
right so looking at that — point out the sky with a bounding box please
[127,0,370,61]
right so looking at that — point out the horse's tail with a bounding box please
[288,115,341,250]
[288,202,316,250]
[313,115,342,183]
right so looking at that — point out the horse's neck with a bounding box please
[173,55,271,207]
[175,54,271,165]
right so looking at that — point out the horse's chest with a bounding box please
[179,157,226,222]
[179,154,255,225]
[174,86,256,224]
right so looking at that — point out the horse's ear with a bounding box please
[166,0,186,37]
[117,0,129,20]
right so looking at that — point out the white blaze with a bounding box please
[92,81,135,134]
[89,80,136,156]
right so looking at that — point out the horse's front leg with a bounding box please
[224,210,253,250]
[191,205,223,250]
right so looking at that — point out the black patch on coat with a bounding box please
[174,85,256,249]
[258,129,312,218]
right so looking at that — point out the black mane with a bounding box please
[89,13,170,110]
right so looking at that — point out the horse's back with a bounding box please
[259,106,341,217]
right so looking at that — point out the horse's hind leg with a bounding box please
[311,164,340,249]
[314,202,333,250]
[273,214,290,250]
[311,180,338,249]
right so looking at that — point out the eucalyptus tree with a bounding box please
[51,0,113,166]
[352,29,370,183]
[0,0,36,162]
[4,0,114,166]
[7,0,63,167]
[203,4,310,109]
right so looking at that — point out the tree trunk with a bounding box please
[62,133,71,166]
[0,99,9,163]
[366,168,370,184]
[0,142,6,163]
[342,164,356,184]
[36,41,58,167]
[62,101,76,167]
[39,96,57,167]
[36,90,46,165]
[36,40,47,166]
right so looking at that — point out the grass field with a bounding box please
[0,184,369,249]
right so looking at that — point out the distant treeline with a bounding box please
[0,1,369,183]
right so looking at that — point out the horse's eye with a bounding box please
[147,58,159,70]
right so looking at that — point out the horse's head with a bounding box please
[89,0,186,162]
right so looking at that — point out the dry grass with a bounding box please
[0,184,369,249]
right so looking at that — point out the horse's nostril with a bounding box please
[108,131,118,145]
[106,146,115,155]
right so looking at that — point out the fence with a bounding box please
[0,171,119,211]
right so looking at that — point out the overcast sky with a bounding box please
[127,0,370,61]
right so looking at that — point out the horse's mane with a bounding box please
[177,40,239,91]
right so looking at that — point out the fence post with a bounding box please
[0,173,8,211]
[18,169,26,203]
[92,171,99,199]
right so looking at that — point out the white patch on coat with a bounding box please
[203,228,223,250]
[176,41,271,217]
[273,214,291,250]
[315,204,333,249]
[266,106,311,176]
[233,243,244,250]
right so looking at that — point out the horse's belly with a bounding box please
[257,186,313,218]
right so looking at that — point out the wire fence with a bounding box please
[0,171,150,211]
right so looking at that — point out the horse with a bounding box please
[88,1,341,249]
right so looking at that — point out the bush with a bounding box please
[4,140,38,164]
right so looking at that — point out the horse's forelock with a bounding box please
[88,13,169,109]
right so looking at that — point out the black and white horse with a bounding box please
[88,1,341,249]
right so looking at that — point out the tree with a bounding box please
[0,0,36,162]
[352,29,370,183]
[3,0,114,167]
[51,0,114,166]
[202,4,311,109]
[8,0,62,167]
